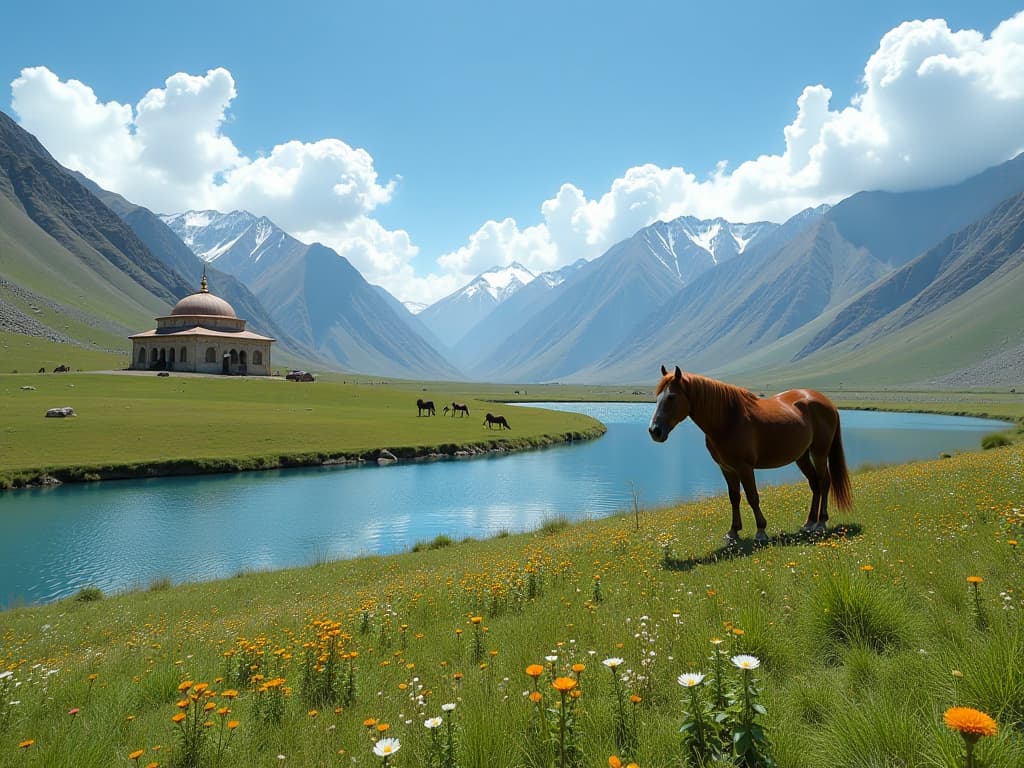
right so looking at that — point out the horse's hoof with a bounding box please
[754,529,769,544]
[799,523,815,534]
[722,531,739,546]
[813,520,828,533]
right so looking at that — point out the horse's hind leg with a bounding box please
[810,450,832,532]
[796,453,822,533]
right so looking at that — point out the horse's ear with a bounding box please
[660,364,668,376]
[674,365,682,381]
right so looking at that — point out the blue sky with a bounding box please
[4,2,1024,303]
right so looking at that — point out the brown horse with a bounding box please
[416,398,436,416]
[648,366,852,544]
[483,413,511,430]
[450,402,470,417]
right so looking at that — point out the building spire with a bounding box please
[200,265,209,293]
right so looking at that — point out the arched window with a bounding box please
[230,349,238,364]
[205,347,216,363]
[180,347,187,363]
[138,347,146,364]
[239,350,247,365]
[253,351,263,366]
[150,348,159,363]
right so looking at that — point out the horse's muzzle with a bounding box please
[648,424,667,442]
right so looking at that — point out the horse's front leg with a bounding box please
[720,467,743,544]
[738,467,769,544]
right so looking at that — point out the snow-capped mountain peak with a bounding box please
[639,216,779,283]
[462,262,536,302]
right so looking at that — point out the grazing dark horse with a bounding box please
[648,366,852,544]
[53,364,70,373]
[450,402,470,417]
[416,398,436,416]
[483,413,511,430]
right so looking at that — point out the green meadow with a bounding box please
[0,377,1022,766]
[0,372,605,488]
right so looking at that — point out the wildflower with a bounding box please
[602,657,624,669]
[172,713,186,724]
[731,655,760,670]
[967,576,983,585]
[68,707,80,717]
[228,721,240,730]
[572,663,586,674]
[373,737,401,757]
[677,672,705,687]
[18,740,34,749]
[128,749,145,761]
[363,717,378,728]
[629,694,641,704]
[441,702,456,712]
[424,716,442,728]
[308,710,318,718]
[177,680,193,692]
[470,616,482,624]
[529,691,542,703]
[552,677,577,693]
[944,707,998,738]
[525,664,544,679]
[609,757,622,768]
[860,564,874,572]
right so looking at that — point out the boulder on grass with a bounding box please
[45,407,76,418]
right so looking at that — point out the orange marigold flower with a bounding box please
[221,689,238,699]
[19,740,34,749]
[552,677,577,693]
[860,564,874,572]
[227,720,240,730]
[629,694,642,704]
[377,722,389,733]
[529,691,542,703]
[572,663,586,673]
[944,707,997,738]
[177,680,193,692]
[609,757,622,768]
[967,576,983,584]
[128,749,145,760]
[470,616,483,624]
[172,713,187,724]
[525,664,544,678]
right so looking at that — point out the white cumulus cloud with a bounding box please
[438,12,1024,289]
[10,65,411,293]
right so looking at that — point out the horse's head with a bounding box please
[649,365,690,442]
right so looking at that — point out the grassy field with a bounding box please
[0,435,1021,766]
[0,372,605,488]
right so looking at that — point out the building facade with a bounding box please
[129,276,274,375]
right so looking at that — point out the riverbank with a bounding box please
[4,424,606,489]
[0,373,606,489]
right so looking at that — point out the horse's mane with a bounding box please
[658,372,759,422]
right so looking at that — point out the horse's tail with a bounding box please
[829,419,853,511]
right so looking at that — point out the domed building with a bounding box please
[129,274,274,375]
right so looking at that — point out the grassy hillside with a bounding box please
[0,372,604,487]
[0,441,1020,766]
